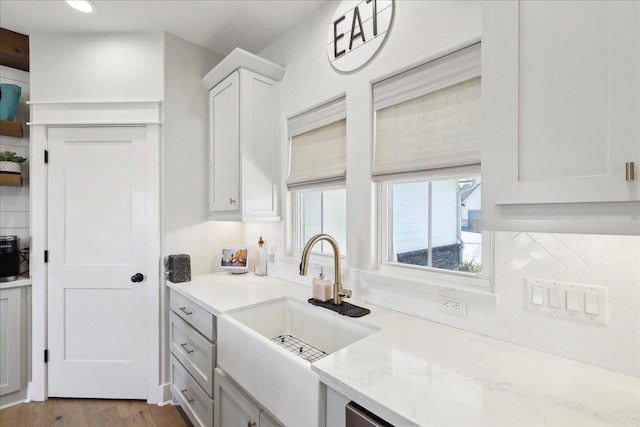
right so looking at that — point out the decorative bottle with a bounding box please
[254,236,268,276]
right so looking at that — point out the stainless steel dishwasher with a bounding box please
[346,402,394,427]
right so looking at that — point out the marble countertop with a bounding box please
[0,277,32,290]
[168,273,640,426]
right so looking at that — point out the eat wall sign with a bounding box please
[327,0,395,73]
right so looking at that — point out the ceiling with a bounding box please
[0,0,329,57]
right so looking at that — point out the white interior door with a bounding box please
[47,126,149,399]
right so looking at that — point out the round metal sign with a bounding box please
[327,0,395,73]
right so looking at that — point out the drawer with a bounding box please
[171,355,214,427]
[170,290,216,341]
[170,311,216,397]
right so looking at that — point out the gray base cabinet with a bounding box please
[214,368,282,427]
[169,289,216,427]
[0,287,25,397]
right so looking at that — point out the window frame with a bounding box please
[379,173,491,288]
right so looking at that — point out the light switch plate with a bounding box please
[525,278,609,325]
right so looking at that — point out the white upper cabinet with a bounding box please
[482,1,640,235]
[204,48,285,221]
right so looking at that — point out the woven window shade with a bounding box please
[372,43,481,179]
[286,118,346,188]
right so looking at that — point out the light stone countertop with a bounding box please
[168,272,640,427]
[0,277,31,290]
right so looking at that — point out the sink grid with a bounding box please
[271,334,328,362]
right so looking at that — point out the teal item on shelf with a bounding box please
[0,84,22,121]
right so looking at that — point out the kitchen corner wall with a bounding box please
[254,1,640,377]
[162,33,244,275]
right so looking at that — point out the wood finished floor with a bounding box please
[0,398,193,427]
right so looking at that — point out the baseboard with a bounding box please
[160,382,172,404]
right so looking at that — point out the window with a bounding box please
[287,97,347,257]
[382,175,482,273]
[295,187,347,255]
[373,43,488,280]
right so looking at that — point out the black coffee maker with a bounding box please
[0,236,20,282]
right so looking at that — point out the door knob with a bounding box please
[131,273,144,283]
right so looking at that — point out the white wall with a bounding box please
[259,0,482,271]
[255,1,640,377]
[30,32,164,102]
[0,66,30,267]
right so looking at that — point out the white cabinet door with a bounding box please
[259,410,282,427]
[240,69,280,220]
[214,368,260,427]
[209,71,241,215]
[207,65,281,222]
[0,287,23,396]
[47,126,149,398]
[483,1,639,205]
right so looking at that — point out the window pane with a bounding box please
[302,191,321,248]
[322,188,347,255]
[298,188,347,256]
[390,181,429,266]
[459,176,482,272]
[432,175,482,273]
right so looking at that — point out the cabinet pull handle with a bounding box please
[229,198,236,204]
[247,422,257,427]
[626,162,636,182]
[181,388,194,404]
[179,307,193,315]
[180,342,194,354]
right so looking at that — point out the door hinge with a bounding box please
[44,149,49,164]
[44,250,49,263]
[44,349,49,363]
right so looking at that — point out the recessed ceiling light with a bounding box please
[66,0,98,14]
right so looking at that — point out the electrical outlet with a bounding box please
[438,295,467,317]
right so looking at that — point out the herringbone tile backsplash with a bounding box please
[486,232,639,376]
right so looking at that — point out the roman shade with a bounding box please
[287,96,346,188]
[371,43,481,180]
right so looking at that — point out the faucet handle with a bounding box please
[338,288,352,299]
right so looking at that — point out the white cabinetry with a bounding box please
[204,48,285,222]
[214,368,282,427]
[169,290,216,427]
[482,1,640,235]
[0,287,25,397]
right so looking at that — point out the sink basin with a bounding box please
[217,297,378,427]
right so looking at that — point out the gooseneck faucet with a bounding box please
[299,233,352,305]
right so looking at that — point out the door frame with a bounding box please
[29,101,163,403]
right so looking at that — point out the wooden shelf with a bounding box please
[0,120,23,138]
[0,172,22,186]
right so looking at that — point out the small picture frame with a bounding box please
[221,248,249,274]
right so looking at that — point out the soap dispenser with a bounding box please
[312,267,332,302]
[254,236,268,276]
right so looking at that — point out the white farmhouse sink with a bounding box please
[217,297,377,427]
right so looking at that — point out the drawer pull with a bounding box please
[626,162,636,182]
[179,307,193,316]
[180,342,194,354]
[181,388,194,404]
